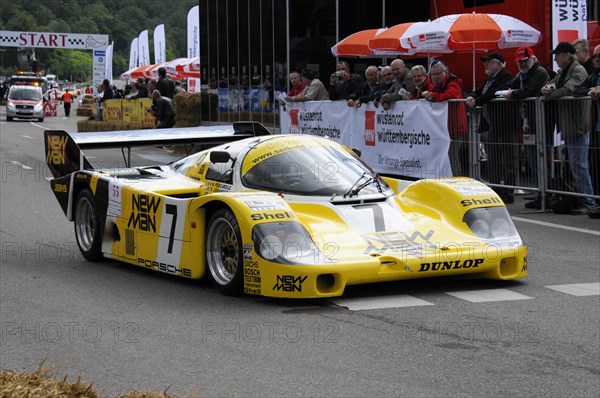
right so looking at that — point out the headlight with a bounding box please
[252,222,323,265]
[463,207,520,241]
[470,219,490,239]
[6,102,15,110]
[259,235,283,260]
[34,102,43,111]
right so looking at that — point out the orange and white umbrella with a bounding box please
[164,57,199,79]
[175,57,200,79]
[368,21,450,57]
[402,13,541,53]
[331,28,397,58]
[122,64,157,80]
[146,62,170,79]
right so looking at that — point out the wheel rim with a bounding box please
[75,196,95,252]
[207,217,239,285]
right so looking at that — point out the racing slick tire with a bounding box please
[74,188,103,261]
[206,208,244,295]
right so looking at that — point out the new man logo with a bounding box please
[364,111,376,146]
[127,194,161,233]
[46,135,69,165]
[273,275,307,292]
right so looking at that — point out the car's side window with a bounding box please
[206,160,234,184]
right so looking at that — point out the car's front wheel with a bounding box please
[206,208,243,295]
[6,116,12,121]
[74,189,102,261]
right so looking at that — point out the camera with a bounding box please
[335,71,342,77]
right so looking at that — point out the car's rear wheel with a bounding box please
[206,208,243,295]
[74,189,102,261]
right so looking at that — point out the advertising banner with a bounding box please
[104,100,123,123]
[129,37,139,70]
[280,100,452,178]
[154,24,166,64]
[0,31,108,50]
[187,6,201,92]
[121,99,155,125]
[552,0,587,68]
[93,49,107,89]
[138,30,150,67]
[105,42,113,82]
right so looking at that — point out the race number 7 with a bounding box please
[165,204,177,254]
[352,203,385,232]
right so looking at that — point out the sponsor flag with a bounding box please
[129,37,138,70]
[187,6,201,92]
[138,30,150,67]
[154,24,166,64]
[105,41,113,81]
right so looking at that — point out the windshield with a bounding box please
[241,138,389,196]
[9,88,42,101]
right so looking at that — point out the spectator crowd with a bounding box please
[281,38,599,218]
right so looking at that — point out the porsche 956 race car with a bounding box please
[44,122,527,298]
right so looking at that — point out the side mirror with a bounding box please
[210,151,231,163]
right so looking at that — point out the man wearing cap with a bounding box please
[499,47,549,209]
[466,53,514,202]
[541,41,594,215]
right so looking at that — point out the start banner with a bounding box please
[0,31,108,50]
[279,100,452,178]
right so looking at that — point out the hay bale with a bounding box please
[0,366,100,398]
[77,120,154,132]
[76,106,95,117]
[172,92,218,127]
[77,95,97,117]
[0,366,199,397]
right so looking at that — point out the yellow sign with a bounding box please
[101,99,155,126]
[104,99,122,122]
[123,98,154,125]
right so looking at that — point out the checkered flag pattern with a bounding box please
[69,38,85,46]
[0,35,19,44]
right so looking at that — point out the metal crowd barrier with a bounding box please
[450,96,600,211]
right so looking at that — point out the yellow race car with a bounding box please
[44,123,527,298]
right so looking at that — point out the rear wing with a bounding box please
[44,122,271,179]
